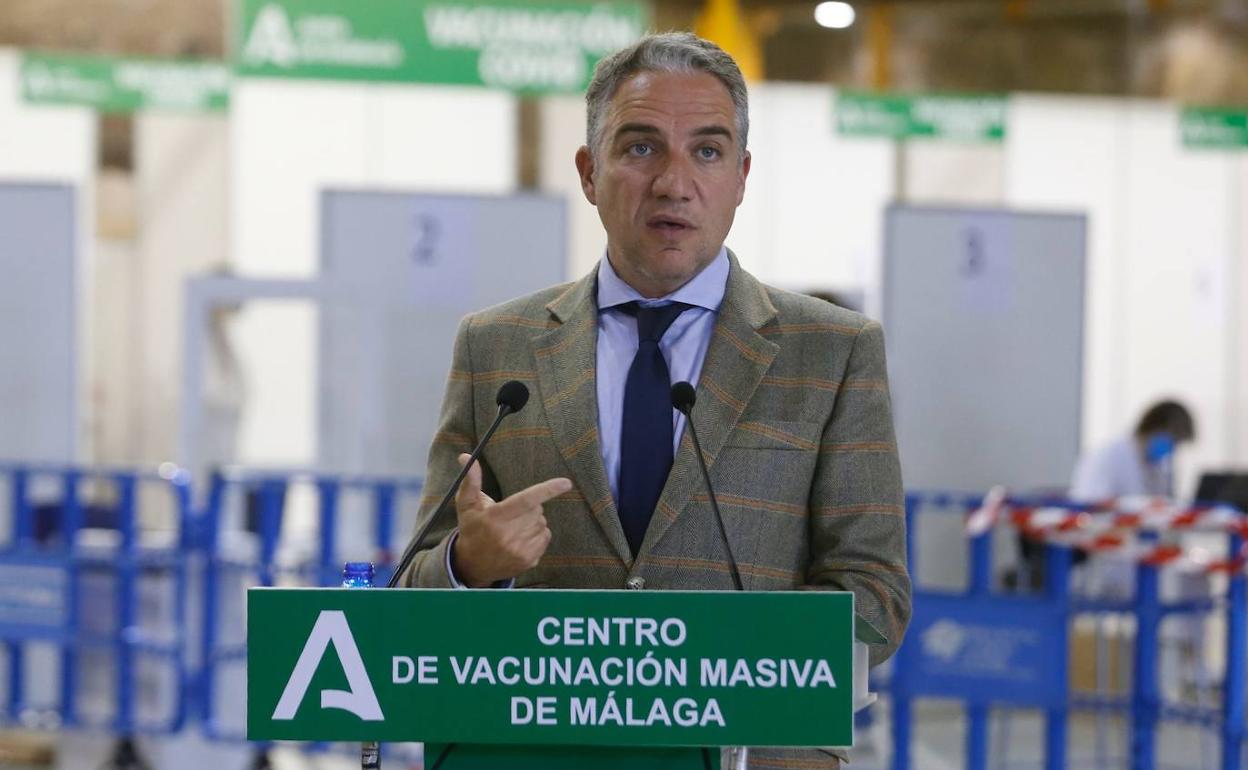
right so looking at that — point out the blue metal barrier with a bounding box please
[1224,532,1246,770]
[0,462,192,735]
[1132,533,1161,770]
[892,493,1072,770]
[197,467,423,741]
[3,464,1242,770]
[891,491,1248,770]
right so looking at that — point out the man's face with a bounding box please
[575,70,751,298]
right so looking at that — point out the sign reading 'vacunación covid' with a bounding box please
[234,0,649,93]
[836,91,1008,142]
[247,589,854,746]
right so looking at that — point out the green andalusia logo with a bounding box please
[242,4,298,67]
[240,2,403,71]
[272,610,384,721]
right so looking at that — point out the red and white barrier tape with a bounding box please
[964,488,1248,575]
[965,486,1007,537]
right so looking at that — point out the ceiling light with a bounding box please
[814,1,856,29]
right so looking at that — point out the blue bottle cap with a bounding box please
[342,561,375,587]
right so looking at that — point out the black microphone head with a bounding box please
[496,380,530,414]
[670,381,697,414]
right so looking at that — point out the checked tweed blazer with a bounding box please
[402,255,910,763]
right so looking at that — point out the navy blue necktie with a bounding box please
[617,301,692,557]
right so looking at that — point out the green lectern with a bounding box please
[247,588,871,768]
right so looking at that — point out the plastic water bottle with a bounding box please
[342,562,380,770]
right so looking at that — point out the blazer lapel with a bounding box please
[636,253,780,560]
[531,271,633,565]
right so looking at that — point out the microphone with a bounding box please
[671,382,743,592]
[673,382,748,770]
[386,380,530,587]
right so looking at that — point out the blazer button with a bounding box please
[625,576,645,590]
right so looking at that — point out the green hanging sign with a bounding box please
[234,0,649,94]
[1181,107,1248,150]
[836,91,1008,142]
[21,52,230,113]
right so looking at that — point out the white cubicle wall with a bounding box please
[1004,97,1127,456]
[225,75,1247,490]
[0,48,96,463]
[318,190,566,479]
[229,78,518,470]
[6,49,1241,483]
[1005,96,1245,492]
[541,83,1248,493]
[0,50,96,183]
[898,97,1245,487]
[0,184,78,464]
[132,114,231,466]
[737,84,895,302]
[1116,103,1239,482]
[1238,154,1248,467]
[884,206,1087,493]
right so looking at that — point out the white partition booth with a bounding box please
[0,183,79,464]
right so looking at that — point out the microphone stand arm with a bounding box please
[386,402,513,588]
[683,413,743,591]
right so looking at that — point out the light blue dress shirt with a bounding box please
[448,248,728,586]
[595,248,728,504]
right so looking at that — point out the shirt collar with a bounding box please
[596,247,729,313]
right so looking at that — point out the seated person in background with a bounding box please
[1013,400,1196,593]
[1064,400,1196,602]
[1070,399,1196,502]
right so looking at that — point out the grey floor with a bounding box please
[851,699,1223,770]
[46,699,1230,770]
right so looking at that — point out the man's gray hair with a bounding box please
[585,32,749,160]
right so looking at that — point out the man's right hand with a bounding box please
[450,453,571,587]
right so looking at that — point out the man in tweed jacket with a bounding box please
[401,32,909,769]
